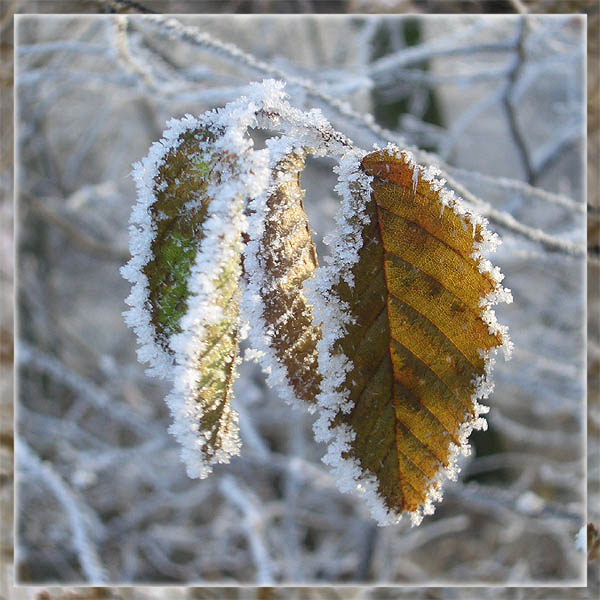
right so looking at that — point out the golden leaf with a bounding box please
[313,147,512,525]
[243,144,321,408]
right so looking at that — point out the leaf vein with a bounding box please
[387,290,479,370]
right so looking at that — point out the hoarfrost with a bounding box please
[122,89,274,478]
[122,79,512,519]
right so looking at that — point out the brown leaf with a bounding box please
[243,144,321,408]
[311,147,512,526]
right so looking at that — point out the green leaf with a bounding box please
[144,127,217,349]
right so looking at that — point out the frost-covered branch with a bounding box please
[444,165,586,214]
[18,441,107,584]
[368,21,516,78]
[112,15,156,89]
[219,475,274,584]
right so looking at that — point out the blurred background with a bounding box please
[6,6,594,595]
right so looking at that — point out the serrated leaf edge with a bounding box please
[165,181,246,480]
[306,144,513,527]
[241,135,326,412]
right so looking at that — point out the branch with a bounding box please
[219,475,274,584]
[368,21,516,79]
[25,195,131,263]
[133,15,584,258]
[444,164,586,214]
[448,481,581,522]
[502,18,535,184]
[18,440,107,583]
[533,121,583,177]
[489,409,579,449]
[18,343,161,437]
[112,15,157,89]
[17,41,109,56]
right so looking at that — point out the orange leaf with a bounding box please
[310,146,512,526]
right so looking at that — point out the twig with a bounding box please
[465,452,581,481]
[18,405,111,451]
[448,481,581,522]
[368,22,516,79]
[437,86,505,161]
[17,41,109,56]
[26,195,131,262]
[134,14,403,145]
[355,521,378,581]
[376,64,510,93]
[18,343,160,437]
[17,68,138,88]
[219,475,274,584]
[489,409,579,449]
[502,18,535,184]
[101,483,213,543]
[18,440,107,583]
[113,15,156,90]
[444,164,586,214]
[533,121,583,178]
[391,515,470,555]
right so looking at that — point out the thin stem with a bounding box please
[503,18,535,184]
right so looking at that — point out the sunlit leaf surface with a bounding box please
[315,147,511,525]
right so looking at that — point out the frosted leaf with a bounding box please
[307,145,512,526]
[122,94,271,478]
[122,81,513,510]
[241,137,321,410]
